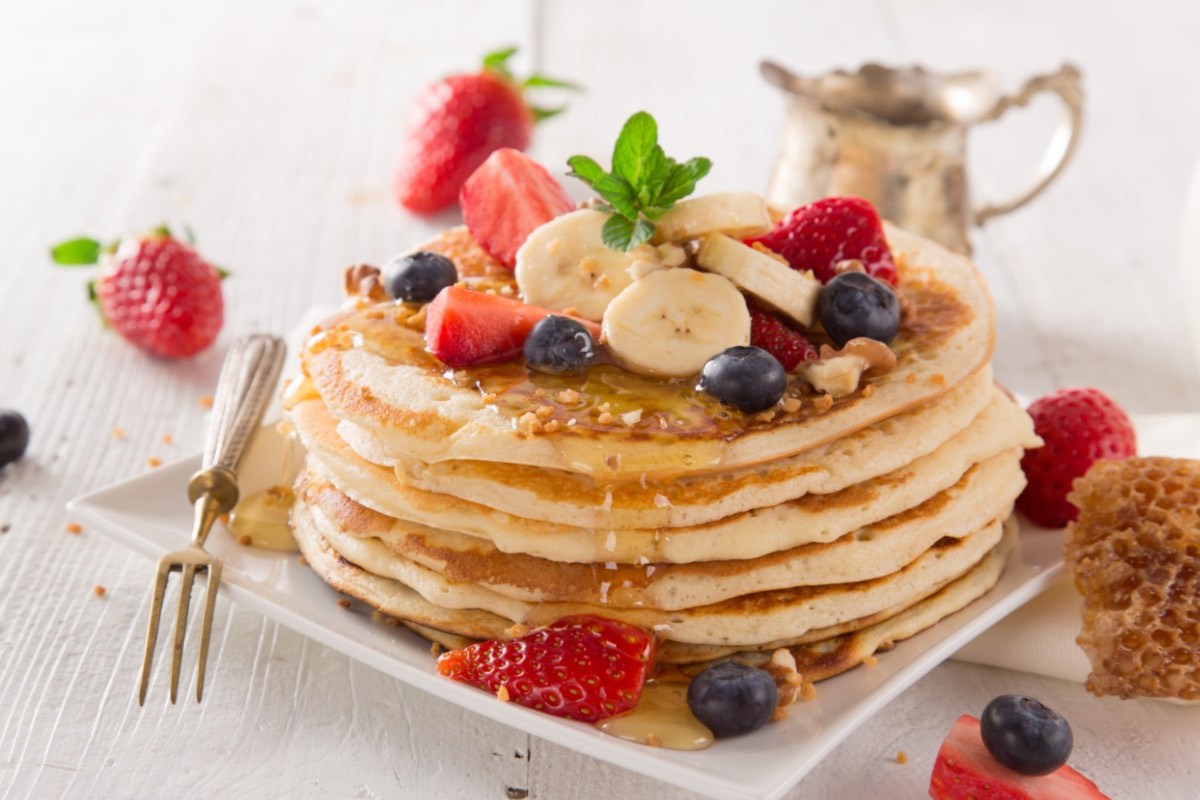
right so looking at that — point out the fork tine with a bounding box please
[195,561,222,702]
[169,564,198,704]
[138,561,173,706]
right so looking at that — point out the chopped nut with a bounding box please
[834,258,867,275]
[162,433,173,445]
[771,706,790,722]
[65,523,83,535]
[543,420,561,433]
[92,585,107,597]
[199,395,214,408]
[111,427,125,440]
[566,418,578,427]
[404,305,428,331]
[596,412,613,425]
[336,598,352,609]
[517,412,543,435]
[862,383,875,397]
[383,615,402,628]
[535,404,554,420]
[429,641,442,656]
[812,393,834,412]
[604,454,621,471]
[764,648,804,708]
[782,397,801,413]
[798,339,897,398]
[801,681,818,701]
[555,388,580,404]
[863,654,879,667]
[644,733,662,747]
[653,494,672,509]
[620,409,643,426]
[342,264,387,301]
[238,535,253,546]
[363,308,385,320]
[754,410,776,423]
[504,623,530,638]
[533,387,548,398]
[496,684,511,702]
[896,751,908,765]
[481,392,498,404]
[147,457,162,468]
[598,402,611,413]
[593,273,612,289]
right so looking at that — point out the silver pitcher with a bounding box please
[762,62,1084,253]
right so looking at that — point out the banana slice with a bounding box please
[696,233,821,327]
[514,209,638,321]
[602,268,750,377]
[654,192,773,243]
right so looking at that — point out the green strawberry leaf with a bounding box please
[482,46,518,81]
[522,75,582,91]
[184,224,197,245]
[50,237,102,266]
[529,104,567,123]
[601,214,634,251]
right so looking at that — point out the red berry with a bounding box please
[437,615,656,722]
[930,714,1110,800]
[459,148,574,268]
[424,286,600,368]
[1016,388,1137,528]
[748,303,817,370]
[394,70,532,214]
[747,197,898,285]
[95,235,223,358]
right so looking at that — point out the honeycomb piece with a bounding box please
[1065,457,1200,700]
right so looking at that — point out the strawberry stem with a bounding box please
[50,237,102,266]
[480,46,580,125]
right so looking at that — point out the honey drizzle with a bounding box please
[596,681,713,750]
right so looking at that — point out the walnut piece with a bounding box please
[797,338,897,398]
[343,264,388,302]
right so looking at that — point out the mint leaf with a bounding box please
[567,155,605,185]
[594,173,639,220]
[612,111,658,187]
[629,218,655,249]
[601,215,634,251]
[50,237,102,266]
[657,157,713,206]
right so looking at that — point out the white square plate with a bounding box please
[67,416,1068,800]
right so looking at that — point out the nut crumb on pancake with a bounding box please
[863,654,879,667]
[801,682,817,701]
[812,393,834,413]
[771,706,790,722]
[517,412,543,435]
[238,535,253,546]
[555,388,580,404]
[597,412,613,425]
[430,641,442,656]
[504,623,530,638]
[782,396,801,413]
[481,392,497,404]
[643,733,662,747]
[535,404,554,419]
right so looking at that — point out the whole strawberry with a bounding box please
[748,302,817,370]
[1017,388,1137,528]
[395,47,576,215]
[437,615,655,721]
[51,227,224,358]
[747,196,898,285]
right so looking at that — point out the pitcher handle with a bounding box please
[974,64,1084,225]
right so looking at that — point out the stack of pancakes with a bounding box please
[286,224,1040,681]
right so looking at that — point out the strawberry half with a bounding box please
[424,285,600,369]
[437,615,656,722]
[394,47,575,215]
[747,196,898,285]
[460,148,574,268]
[930,715,1110,800]
[1016,388,1137,528]
[748,302,817,370]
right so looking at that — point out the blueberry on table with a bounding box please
[816,271,901,348]
[698,346,786,414]
[686,661,777,738]
[523,315,596,373]
[0,410,29,468]
[383,251,458,303]
[981,694,1073,776]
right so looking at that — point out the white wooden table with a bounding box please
[3,1,1199,797]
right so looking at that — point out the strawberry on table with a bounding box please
[1016,387,1136,528]
[394,47,577,215]
[930,714,1110,800]
[50,227,224,359]
[424,285,600,369]
[747,196,898,285]
[437,615,656,722]
[460,148,574,268]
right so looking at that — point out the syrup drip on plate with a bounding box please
[596,681,713,750]
[229,485,297,551]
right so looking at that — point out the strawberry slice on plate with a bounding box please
[930,715,1110,800]
[425,285,600,369]
[460,148,574,269]
[437,614,656,721]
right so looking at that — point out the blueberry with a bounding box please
[698,346,786,414]
[0,410,29,468]
[523,316,596,373]
[686,662,777,738]
[816,271,901,348]
[980,695,1072,776]
[383,251,458,303]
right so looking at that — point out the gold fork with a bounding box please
[138,333,287,705]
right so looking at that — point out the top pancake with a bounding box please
[299,224,994,480]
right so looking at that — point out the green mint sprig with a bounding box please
[567,111,712,251]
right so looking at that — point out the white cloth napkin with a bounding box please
[952,412,1200,686]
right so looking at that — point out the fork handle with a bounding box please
[203,333,287,475]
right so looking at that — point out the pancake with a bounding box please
[296,490,1007,646]
[295,449,1022,608]
[300,225,994,481]
[292,384,1034,563]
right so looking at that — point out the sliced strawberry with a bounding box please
[460,148,574,269]
[748,302,817,370]
[747,196,898,285]
[425,285,600,368]
[930,715,1110,800]
[437,614,656,722]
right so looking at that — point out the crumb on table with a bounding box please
[336,598,352,609]
[65,522,83,535]
[92,585,106,597]
[147,456,162,468]
[199,395,214,408]
[896,750,908,765]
